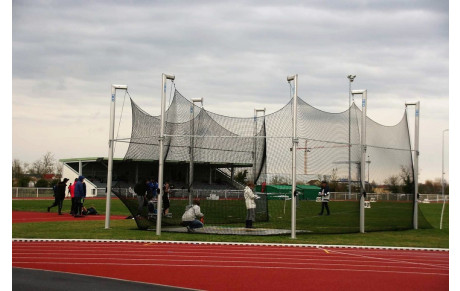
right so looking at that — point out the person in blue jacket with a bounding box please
[74,176,87,217]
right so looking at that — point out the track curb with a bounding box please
[12,238,448,252]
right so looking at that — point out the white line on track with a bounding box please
[12,261,448,276]
[12,251,448,267]
[320,248,449,270]
[12,247,448,264]
[12,256,447,272]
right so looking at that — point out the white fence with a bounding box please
[12,187,450,202]
[12,187,98,198]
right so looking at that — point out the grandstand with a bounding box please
[60,157,246,196]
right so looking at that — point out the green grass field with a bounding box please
[12,198,448,248]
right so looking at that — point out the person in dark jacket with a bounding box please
[318,181,331,216]
[134,179,148,216]
[47,178,69,215]
[163,182,171,217]
[74,176,86,217]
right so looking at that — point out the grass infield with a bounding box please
[12,198,448,248]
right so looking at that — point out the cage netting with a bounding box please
[111,89,431,234]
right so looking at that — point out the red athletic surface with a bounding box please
[12,241,448,291]
[12,211,127,223]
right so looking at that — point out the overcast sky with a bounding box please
[11,0,450,182]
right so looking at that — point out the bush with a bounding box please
[35,179,49,187]
[17,176,31,187]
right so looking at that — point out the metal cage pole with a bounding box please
[352,89,367,234]
[156,73,175,236]
[287,74,298,239]
[253,108,266,184]
[413,102,420,229]
[405,101,420,230]
[105,84,128,229]
[440,128,448,229]
[347,75,356,199]
[189,98,203,206]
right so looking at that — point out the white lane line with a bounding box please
[12,261,448,276]
[320,248,449,270]
[12,256,447,272]
[12,252,448,266]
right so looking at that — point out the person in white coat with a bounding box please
[244,182,258,228]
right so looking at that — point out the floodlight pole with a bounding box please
[105,84,128,229]
[347,75,356,200]
[189,97,203,206]
[156,73,175,236]
[253,108,266,184]
[352,89,367,234]
[440,128,449,229]
[405,101,420,229]
[287,74,298,239]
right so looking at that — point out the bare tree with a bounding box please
[29,152,56,176]
[42,152,56,174]
[385,175,401,193]
[30,159,44,176]
[55,162,63,178]
[12,159,24,179]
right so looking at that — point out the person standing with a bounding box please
[261,181,266,193]
[48,178,69,215]
[244,182,258,229]
[69,178,77,215]
[163,182,171,217]
[134,179,148,216]
[74,176,86,217]
[318,181,331,216]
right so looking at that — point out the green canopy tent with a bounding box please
[256,184,321,200]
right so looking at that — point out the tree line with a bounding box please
[267,165,449,195]
[12,152,63,187]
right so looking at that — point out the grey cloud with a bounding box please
[12,0,449,181]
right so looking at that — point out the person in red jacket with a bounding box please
[69,178,77,215]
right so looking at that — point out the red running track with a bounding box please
[12,211,127,223]
[12,240,448,291]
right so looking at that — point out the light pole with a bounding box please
[189,97,204,206]
[440,128,449,229]
[347,75,356,199]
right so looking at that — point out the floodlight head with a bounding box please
[347,75,356,82]
[287,75,296,82]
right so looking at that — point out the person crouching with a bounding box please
[181,200,204,232]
